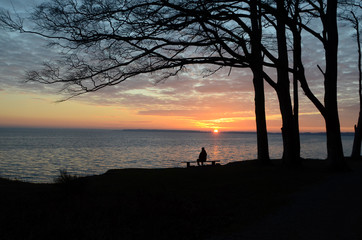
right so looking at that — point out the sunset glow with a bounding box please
[213,129,219,133]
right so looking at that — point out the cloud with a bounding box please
[194,79,253,94]
[138,109,197,117]
[0,31,62,95]
[117,120,153,125]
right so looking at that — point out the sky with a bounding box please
[0,0,361,132]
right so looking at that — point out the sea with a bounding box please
[0,128,355,183]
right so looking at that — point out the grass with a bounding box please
[0,159,358,240]
[54,169,79,184]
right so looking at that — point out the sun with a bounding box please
[213,129,219,133]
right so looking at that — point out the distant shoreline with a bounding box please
[0,127,354,135]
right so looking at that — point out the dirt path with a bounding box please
[209,163,362,240]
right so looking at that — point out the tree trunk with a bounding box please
[253,70,270,163]
[351,11,362,160]
[277,87,298,165]
[292,74,301,162]
[276,0,300,165]
[324,0,347,170]
[250,0,270,164]
[351,119,362,160]
[292,1,301,161]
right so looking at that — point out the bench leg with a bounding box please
[212,161,216,166]
[186,162,190,168]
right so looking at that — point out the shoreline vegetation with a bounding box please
[1,158,361,240]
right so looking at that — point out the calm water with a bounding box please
[0,128,355,183]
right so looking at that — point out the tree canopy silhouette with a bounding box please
[1,0,272,163]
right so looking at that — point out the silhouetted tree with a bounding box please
[250,0,270,163]
[324,0,345,169]
[263,0,352,169]
[288,0,302,161]
[274,0,300,165]
[339,2,362,160]
[293,0,347,169]
[260,0,358,169]
[254,0,302,165]
[350,11,362,160]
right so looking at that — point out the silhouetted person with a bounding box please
[197,147,207,166]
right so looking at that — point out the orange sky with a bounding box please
[0,76,357,133]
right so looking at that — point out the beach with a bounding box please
[1,158,361,240]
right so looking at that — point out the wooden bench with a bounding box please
[181,160,220,168]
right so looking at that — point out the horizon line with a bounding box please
[0,126,355,134]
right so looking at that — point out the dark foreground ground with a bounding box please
[1,159,361,240]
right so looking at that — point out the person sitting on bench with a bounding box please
[197,147,207,166]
